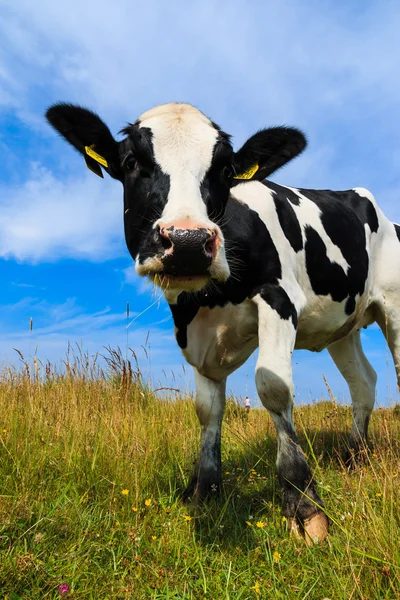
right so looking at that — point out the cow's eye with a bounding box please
[122,153,136,172]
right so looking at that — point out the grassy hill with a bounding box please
[0,351,399,599]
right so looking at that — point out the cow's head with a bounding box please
[46,102,306,296]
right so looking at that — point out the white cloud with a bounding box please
[1,1,399,126]
[0,163,124,262]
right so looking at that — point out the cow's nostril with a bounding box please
[160,235,173,251]
[158,227,173,251]
[204,231,217,255]
[205,237,215,255]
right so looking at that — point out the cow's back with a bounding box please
[230,180,393,351]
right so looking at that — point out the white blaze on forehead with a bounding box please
[138,103,219,225]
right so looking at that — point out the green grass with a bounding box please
[0,354,399,599]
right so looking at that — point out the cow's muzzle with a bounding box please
[135,222,229,293]
[157,225,217,276]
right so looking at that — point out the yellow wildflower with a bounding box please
[151,535,157,541]
[246,521,253,527]
[256,521,265,528]
[184,515,192,521]
[2,428,7,433]
[281,516,287,523]
[273,551,281,563]
[145,498,152,506]
[122,489,129,496]
[251,581,261,595]
[132,507,138,512]
[376,492,382,497]
[115,521,120,526]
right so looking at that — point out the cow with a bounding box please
[46,101,397,544]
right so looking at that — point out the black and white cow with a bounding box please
[46,101,396,544]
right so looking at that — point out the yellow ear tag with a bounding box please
[233,163,259,180]
[84,145,108,168]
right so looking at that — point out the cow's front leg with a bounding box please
[182,370,226,503]
[253,293,328,544]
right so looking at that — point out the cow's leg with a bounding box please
[182,370,226,503]
[375,300,400,390]
[328,330,377,466]
[253,294,328,544]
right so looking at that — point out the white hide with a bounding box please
[138,103,218,227]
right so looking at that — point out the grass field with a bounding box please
[1,350,399,599]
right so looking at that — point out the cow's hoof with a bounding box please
[288,518,302,540]
[182,488,194,505]
[182,478,197,504]
[182,479,221,505]
[303,511,329,546]
[344,446,369,470]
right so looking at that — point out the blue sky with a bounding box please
[1,0,400,405]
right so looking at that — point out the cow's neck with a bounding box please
[164,194,281,312]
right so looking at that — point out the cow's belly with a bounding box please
[295,294,373,352]
[181,293,375,379]
[183,300,258,381]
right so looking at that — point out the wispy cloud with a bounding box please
[0,293,396,405]
[0,297,188,391]
[11,280,46,290]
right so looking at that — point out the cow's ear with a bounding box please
[232,126,307,183]
[45,103,123,180]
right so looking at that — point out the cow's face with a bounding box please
[120,104,234,293]
[46,102,306,295]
